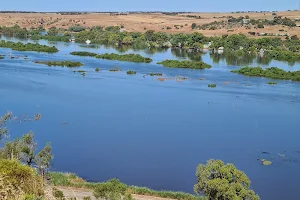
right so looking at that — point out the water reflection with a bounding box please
[171,48,203,61]
[210,52,257,66]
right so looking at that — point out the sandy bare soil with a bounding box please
[0,11,299,37]
[57,186,176,200]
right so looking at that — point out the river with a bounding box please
[0,37,300,200]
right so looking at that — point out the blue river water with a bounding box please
[0,37,300,200]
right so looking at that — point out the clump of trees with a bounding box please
[194,159,260,200]
[232,66,300,81]
[0,112,54,199]
[35,61,84,68]
[265,49,300,62]
[68,25,86,32]
[157,60,212,69]
[0,40,58,53]
[96,53,152,63]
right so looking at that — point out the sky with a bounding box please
[1,0,299,12]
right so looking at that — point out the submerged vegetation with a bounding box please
[96,53,152,63]
[126,70,137,75]
[0,40,58,53]
[208,84,217,88]
[232,66,300,81]
[158,60,212,69]
[109,66,121,72]
[35,61,84,67]
[148,73,163,76]
[70,51,153,63]
[268,82,278,85]
[70,51,98,57]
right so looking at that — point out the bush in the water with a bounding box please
[127,70,137,75]
[208,84,217,88]
[70,51,98,57]
[95,68,100,72]
[96,53,152,63]
[0,40,58,53]
[148,73,163,76]
[268,82,278,84]
[232,66,300,81]
[157,60,212,69]
[35,61,84,68]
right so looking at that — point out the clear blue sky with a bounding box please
[1,0,300,12]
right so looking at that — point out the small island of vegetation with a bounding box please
[208,84,217,88]
[0,40,58,53]
[148,73,163,76]
[35,61,84,68]
[268,82,278,85]
[157,60,212,69]
[70,51,98,57]
[96,53,152,63]
[232,66,300,81]
[126,70,137,75]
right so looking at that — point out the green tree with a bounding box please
[192,23,197,29]
[48,27,59,36]
[122,36,133,44]
[35,143,54,178]
[20,132,37,166]
[0,112,12,141]
[194,159,260,200]
[0,138,21,160]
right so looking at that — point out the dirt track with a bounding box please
[57,186,176,200]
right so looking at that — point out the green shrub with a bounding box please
[157,60,212,69]
[265,50,300,62]
[53,187,64,199]
[127,70,137,75]
[148,73,163,76]
[70,51,98,57]
[0,40,58,53]
[35,61,84,68]
[257,24,264,28]
[93,179,128,200]
[83,197,91,200]
[268,82,278,84]
[208,84,217,88]
[95,68,100,72]
[96,53,152,63]
[232,66,300,81]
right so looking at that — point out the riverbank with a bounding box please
[49,172,204,200]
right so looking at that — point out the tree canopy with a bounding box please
[194,159,260,200]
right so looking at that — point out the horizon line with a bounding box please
[0,9,299,13]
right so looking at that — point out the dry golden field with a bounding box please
[0,11,299,37]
